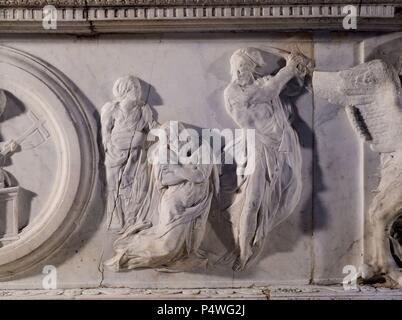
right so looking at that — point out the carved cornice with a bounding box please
[0,0,401,7]
[0,0,400,33]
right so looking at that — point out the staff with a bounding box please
[0,90,49,158]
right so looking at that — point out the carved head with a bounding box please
[149,121,190,165]
[112,75,142,105]
[230,48,266,83]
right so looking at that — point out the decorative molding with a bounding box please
[0,285,401,300]
[0,1,401,8]
[1,0,402,7]
[0,2,400,33]
[4,4,394,20]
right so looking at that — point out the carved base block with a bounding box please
[0,186,21,243]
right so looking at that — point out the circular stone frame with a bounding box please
[0,46,97,279]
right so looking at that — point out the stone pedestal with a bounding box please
[0,187,21,243]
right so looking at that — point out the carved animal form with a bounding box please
[313,59,402,282]
[314,60,402,153]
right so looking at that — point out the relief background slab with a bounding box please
[0,32,395,289]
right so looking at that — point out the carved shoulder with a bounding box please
[224,84,237,114]
[100,102,116,124]
[100,102,116,147]
[224,83,236,100]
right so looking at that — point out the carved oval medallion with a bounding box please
[0,46,96,278]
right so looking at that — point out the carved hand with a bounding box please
[286,52,313,77]
[0,139,18,156]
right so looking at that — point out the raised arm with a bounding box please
[248,53,310,104]
[263,62,297,95]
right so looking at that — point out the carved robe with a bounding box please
[104,138,219,271]
[101,101,154,228]
[224,80,303,270]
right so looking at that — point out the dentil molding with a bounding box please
[0,0,400,33]
[0,1,401,7]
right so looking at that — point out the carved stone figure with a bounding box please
[223,48,312,271]
[0,45,97,276]
[104,121,219,271]
[0,90,52,243]
[0,90,21,242]
[0,90,18,189]
[101,76,157,230]
[313,58,402,281]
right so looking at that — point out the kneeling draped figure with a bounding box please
[104,121,219,271]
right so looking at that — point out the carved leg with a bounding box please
[234,166,266,271]
[367,188,402,276]
[368,214,388,274]
[105,166,125,230]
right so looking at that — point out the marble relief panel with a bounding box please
[0,32,400,288]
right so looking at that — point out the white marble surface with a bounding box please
[0,32,399,290]
[312,38,364,284]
